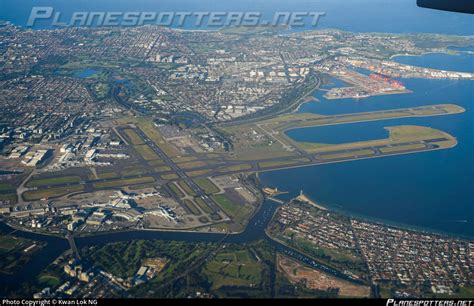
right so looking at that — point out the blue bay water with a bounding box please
[396,53,474,73]
[286,121,390,144]
[262,53,474,238]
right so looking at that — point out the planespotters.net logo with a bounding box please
[26,7,326,28]
[386,300,474,306]
[1,299,98,306]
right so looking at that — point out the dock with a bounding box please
[294,190,327,211]
[267,196,285,204]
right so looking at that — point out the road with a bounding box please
[66,231,81,260]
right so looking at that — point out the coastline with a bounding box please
[266,190,474,245]
[7,137,461,239]
[2,135,472,244]
[389,50,459,60]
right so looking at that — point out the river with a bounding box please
[1,199,361,293]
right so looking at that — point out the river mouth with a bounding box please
[0,199,284,291]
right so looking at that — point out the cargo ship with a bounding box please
[369,73,405,89]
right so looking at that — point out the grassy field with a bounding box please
[211,194,254,228]
[389,125,448,141]
[194,197,214,214]
[307,243,363,265]
[183,199,201,216]
[136,120,179,157]
[0,183,17,204]
[148,159,166,166]
[172,156,197,163]
[258,158,310,169]
[233,146,297,162]
[91,82,110,100]
[0,183,15,191]
[186,169,213,178]
[37,274,61,288]
[456,287,474,298]
[194,178,220,194]
[0,235,25,253]
[177,181,197,197]
[134,145,160,161]
[380,143,426,153]
[161,173,179,180]
[115,116,180,158]
[93,176,155,189]
[203,248,263,290]
[178,161,208,170]
[153,166,172,172]
[26,176,81,188]
[119,167,149,177]
[212,194,239,216]
[319,149,375,160]
[168,183,185,198]
[0,193,17,204]
[0,235,42,276]
[23,185,84,201]
[217,163,254,173]
[123,128,144,145]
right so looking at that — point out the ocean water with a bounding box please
[261,53,474,238]
[0,0,473,34]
